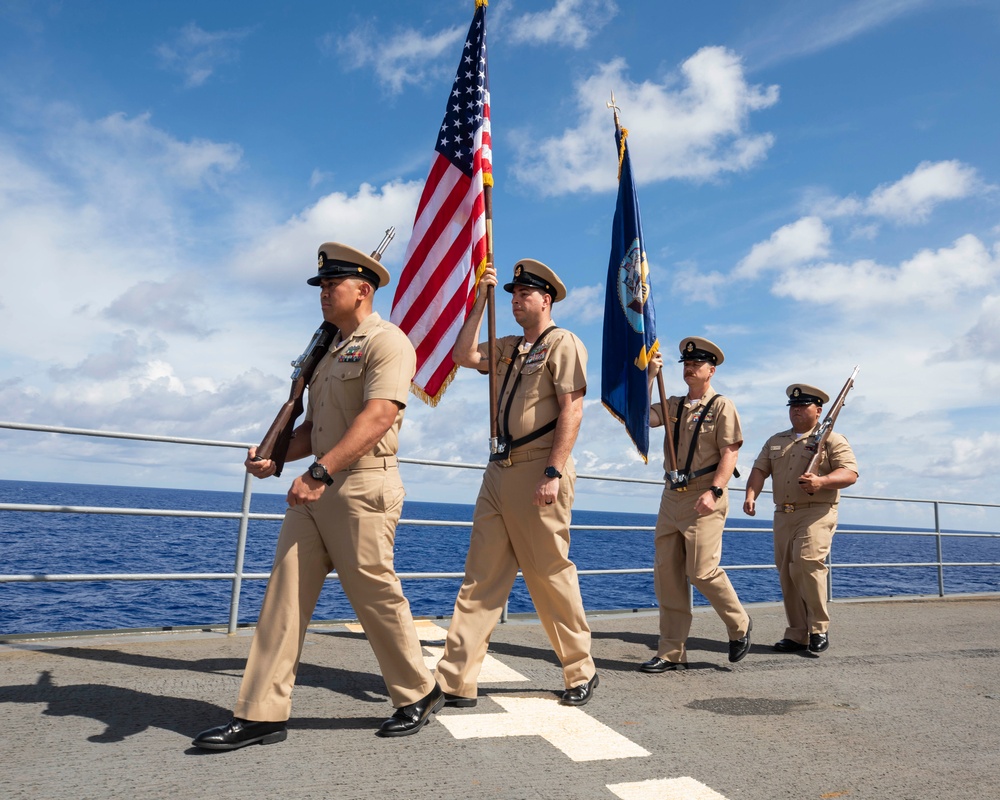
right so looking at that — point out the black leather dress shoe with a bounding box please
[560,673,599,706]
[443,692,478,708]
[773,638,808,652]
[638,657,687,673]
[728,616,753,663]
[809,632,829,653]
[191,718,287,750]
[377,684,444,737]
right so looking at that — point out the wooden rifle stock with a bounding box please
[253,228,395,477]
[255,322,338,476]
[803,365,860,475]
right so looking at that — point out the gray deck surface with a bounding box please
[2,595,998,800]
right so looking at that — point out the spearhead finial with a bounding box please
[607,89,622,132]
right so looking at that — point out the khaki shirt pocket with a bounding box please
[520,360,546,397]
[331,361,365,412]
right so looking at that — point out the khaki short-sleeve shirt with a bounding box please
[305,312,416,460]
[652,387,742,477]
[478,328,587,449]
[752,428,858,505]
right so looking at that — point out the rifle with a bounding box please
[253,227,396,476]
[802,365,860,476]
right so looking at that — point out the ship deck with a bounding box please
[3,595,998,800]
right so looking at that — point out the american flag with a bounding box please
[390,1,492,406]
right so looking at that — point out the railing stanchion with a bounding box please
[935,501,945,597]
[228,471,254,634]
[828,549,834,603]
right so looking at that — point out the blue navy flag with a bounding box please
[601,126,659,462]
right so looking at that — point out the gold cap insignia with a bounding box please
[514,264,523,277]
[792,387,801,398]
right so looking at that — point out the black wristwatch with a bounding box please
[544,466,562,480]
[308,461,334,486]
[710,485,724,499]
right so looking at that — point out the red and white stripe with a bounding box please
[391,33,491,405]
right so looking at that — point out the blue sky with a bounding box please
[1,0,998,522]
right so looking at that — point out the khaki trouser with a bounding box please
[653,482,750,663]
[435,450,595,696]
[234,467,436,721]
[773,503,838,642]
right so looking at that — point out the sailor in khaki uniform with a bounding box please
[435,260,598,707]
[743,384,858,655]
[640,337,752,672]
[193,242,441,750]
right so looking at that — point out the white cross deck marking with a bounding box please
[346,621,730,796]
[608,777,729,800]
[345,621,529,682]
[344,620,450,639]
[437,696,650,762]
[421,645,528,682]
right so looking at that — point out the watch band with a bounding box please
[308,461,334,486]
[710,485,724,499]
[544,466,562,479]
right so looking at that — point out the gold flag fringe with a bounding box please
[411,251,489,408]
[617,127,629,181]
[411,364,459,407]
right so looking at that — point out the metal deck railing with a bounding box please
[2,420,999,635]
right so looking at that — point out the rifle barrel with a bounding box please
[371,227,395,261]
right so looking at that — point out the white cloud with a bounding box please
[101,278,216,338]
[0,109,243,367]
[865,160,985,224]
[741,0,934,69]
[334,22,465,95]
[806,160,987,226]
[771,234,999,310]
[233,180,424,290]
[734,216,830,279]
[941,294,1000,363]
[156,23,251,88]
[927,431,1000,481]
[507,0,618,49]
[672,264,726,306]
[557,282,604,324]
[512,47,778,195]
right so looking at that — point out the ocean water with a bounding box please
[1,479,998,635]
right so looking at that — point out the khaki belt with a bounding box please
[345,455,398,472]
[777,501,834,513]
[500,447,549,467]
